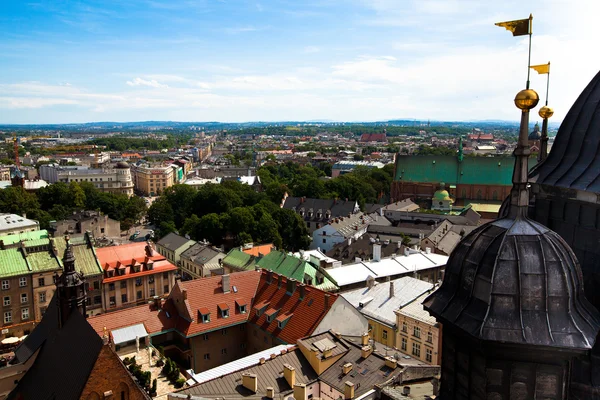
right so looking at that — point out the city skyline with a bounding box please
[1,0,599,124]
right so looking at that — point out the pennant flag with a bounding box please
[495,16,531,36]
[530,63,550,74]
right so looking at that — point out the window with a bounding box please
[240,324,245,332]
[427,332,433,343]
[21,308,29,320]
[201,313,210,323]
[109,283,115,291]
[413,326,421,339]
[382,329,388,340]
[2,280,9,290]
[221,328,227,335]
[19,277,27,287]
[412,343,421,357]
[239,304,247,314]
[136,291,142,300]
[121,294,128,303]
[39,292,46,303]
[221,308,229,318]
[164,285,169,294]
[221,348,227,355]
[203,334,209,341]
[4,311,11,323]
[135,278,142,287]
[402,322,407,333]
[109,296,116,306]
[149,276,155,284]
[40,307,47,316]
[323,238,326,244]
[150,288,155,297]
[38,277,45,287]
[94,296,102,305]
[203,353,210,360]
[426,348,432,363]
[241,343,246,349]
[93,281,100,290]
[3,296,9,306]
[163,272,169,279]
[120,281,127,289]
[21,293,27,304]
[401,337,407,351]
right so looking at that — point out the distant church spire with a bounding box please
[55,237,87,328]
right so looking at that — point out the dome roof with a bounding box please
[528,122,541,140]
[531,70,600,192]
[424,215,600,349]
[115,161,130,169]
[433,190,451,201]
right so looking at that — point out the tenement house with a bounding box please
[38,162,134,196]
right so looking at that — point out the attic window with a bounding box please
[147,263,153,270]
[265,308,279,323]
[218,303,230,318]
[199,308,210,323]
[277,314,292,329]
[254,302,269,316]
[236,299,247,314]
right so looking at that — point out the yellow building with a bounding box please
[131,163,175,196]
[395,291,442,365]
[341,276,435,349]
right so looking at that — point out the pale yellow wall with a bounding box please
[395,311,441,365]
[366,317,395,348]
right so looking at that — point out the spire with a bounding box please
[56,236,87,328]
[63,237,76,273]
[509,89,540,218]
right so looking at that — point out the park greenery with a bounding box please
[89,136,188,151]
[0,182,146,231]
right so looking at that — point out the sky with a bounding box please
[0,0,599,124]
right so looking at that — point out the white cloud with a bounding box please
[126,77,168,88]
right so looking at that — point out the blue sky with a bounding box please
[0,0,598,124]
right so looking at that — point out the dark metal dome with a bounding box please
[115,161,130,169]
[424,215,600,349]
[528,122,541,140]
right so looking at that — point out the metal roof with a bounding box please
[111,323,148,345]
[186,344,294,385]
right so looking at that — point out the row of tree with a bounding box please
[0,182,147,231]
[147,182,311,251]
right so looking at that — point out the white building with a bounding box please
[311,212,373,252]
[38,162,134,196]
[0,213,40,236]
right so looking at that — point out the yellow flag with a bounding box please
[495,16,531,36]
[530,63,550,74]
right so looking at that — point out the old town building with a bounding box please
[39,162,134,196]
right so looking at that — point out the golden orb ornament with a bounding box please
[539,105,554,119]
[514,89,540,110]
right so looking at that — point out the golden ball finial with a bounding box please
[539,105,554,119]
[514,89,540,110]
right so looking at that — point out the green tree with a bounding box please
[197,213,224,245]
[68,182,86,209]
[148,197,175,227]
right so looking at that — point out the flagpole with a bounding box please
[526,14,533,89]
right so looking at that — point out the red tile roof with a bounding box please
[243,244,275,257]
[360,133,387,142]
[249,271,338,344]
[87,300,177,337]
[173,271,261,337]
[96,242,177,283]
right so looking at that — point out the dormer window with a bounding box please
[218,303,230,318]
[147,263,154,270]
[254,301,269,316]
[265,308,279,323]
[276,314,292,329]
[199,307,211,323]
[236,299,247,314]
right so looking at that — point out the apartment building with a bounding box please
[130,163,176,196]
[0,214,39,237]
[38,162,134,196]
[95,242,177,310]
[155,232,195,266]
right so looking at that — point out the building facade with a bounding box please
[38,162,134,196]
[131,163,176,196]
[49,210,121,238]
[156,232,195,266]
[0,214,39,237]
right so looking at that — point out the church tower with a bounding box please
[55,238,87,328]
[424,88,600,399]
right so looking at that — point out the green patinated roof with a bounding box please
[256,250,338,292]
[0,230,49,245]
[27,251,59,273]
[222,249,256,270]
[394,155,537,185]
[54,236,103,277]
[0,248,31,278]
[433,190,451,201]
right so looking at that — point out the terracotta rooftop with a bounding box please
[249,270,338,344]
[242,243,275,257]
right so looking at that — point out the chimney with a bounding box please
[266,387,275,399]
[323,347,332,359]
[361,332,369,346]
[361,345,372,359]
[153,296,161,309]
[222,274,230,293]
[278,274,283,289]
[389,281,394,298]
[286,278,297,295]
[182,289,187,300]
[283,364,296,387]
[298,284,306,300]
[294,383,307,400]
[348,237,352,246]
[373,243,381,262]
[259,357,266,365]
[404,247,410,257]
[426,247,431,254]
[344,381,355,399]
[324,294,330,309]
[342,363,353,375]
[384,356,397,369]
[242,373,258,393]
[266,270,273,284]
